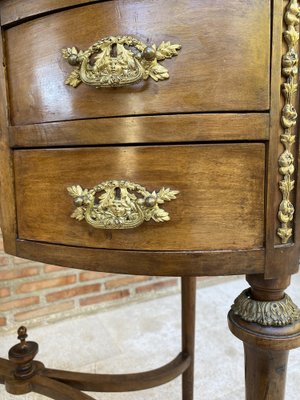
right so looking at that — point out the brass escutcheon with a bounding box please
[67,180,179,229]
[62,35,181,88]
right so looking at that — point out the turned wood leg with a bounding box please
[244,344,288,399]
[228,274,300,400]
[181,277,196,400]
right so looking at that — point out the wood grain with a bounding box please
[0,27,17,253]
[244,345,289,400]
[14,144,265,251]
[265,0,283,278]
[0,0,100,26]
[40,353,191,392]
[16,240,265,277]
[5,0,270,125]
[10,113,269,148]
[181,277,196,400]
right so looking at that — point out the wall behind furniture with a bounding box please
[0,229,182,331]
[0,229,227,332]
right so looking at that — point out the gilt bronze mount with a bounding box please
[231,288,300,327]
[277,0,300,243]
[67,180,179,230]
[62,35,181,88]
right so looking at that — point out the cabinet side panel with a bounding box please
[0,28,17,254]
[265,0,300,278]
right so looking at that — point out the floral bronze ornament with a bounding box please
[231,289,300,327]
[67,180,179,229]
[277,0,300,243]
[62,36,181,88]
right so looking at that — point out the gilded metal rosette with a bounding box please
[231,289,300,327]
[277,0,300,243]
[62,36,181,88]
[67,180,179,229]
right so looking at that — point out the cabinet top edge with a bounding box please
[0,0,102,27]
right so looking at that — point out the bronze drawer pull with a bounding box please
[62,35,181,88]
[67,180,179,229]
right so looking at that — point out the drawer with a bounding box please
[14,144,265,251]
[6,0,270,125]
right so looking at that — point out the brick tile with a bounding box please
[16,275,76,293]
[44,264,68,273]
[135,279,178,294]
[14,301,74,322]
[0,296,39,311]
[105,275,150,289]
[0,317,6,326]
[0,266,39,281]
[46,284,101,302]
[80,290,129,307]
[79,271,109,282]
[0,287,10,298]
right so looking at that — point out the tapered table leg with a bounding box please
[181,277,196,400]
[228,274,300,400]
[244,344,288,399]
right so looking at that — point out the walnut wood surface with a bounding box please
[181,277,196,400]
[10,113,269,148]
[0,24,17,254]
[14,144,265,252]
[41,352,191,392]
[5,0,270,126]
[16,240,265,276]
[0,0,100,26]
[0,2,300,400]
[244,345,289,400]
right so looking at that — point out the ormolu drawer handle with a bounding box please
[67,180,179,229]
[62,35,181,88]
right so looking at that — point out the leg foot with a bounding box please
[228,274,300,400]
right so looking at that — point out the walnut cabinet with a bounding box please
[0,1,300,399]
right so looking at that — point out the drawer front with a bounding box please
[14,144,265,251]
[6,0,270,125]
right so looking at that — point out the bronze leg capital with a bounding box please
[228,274,300,400]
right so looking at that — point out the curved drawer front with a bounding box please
[6,0,270,125]
[14,144,265,251]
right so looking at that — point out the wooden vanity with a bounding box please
[0,1,300,399]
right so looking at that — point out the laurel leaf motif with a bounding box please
[67,185,84,198]
[152,208,170,222]
[71,207,85,221]
[149,62,169,81]
[157,188,179,202]
[156,41,181,60]
[65,69,82,88]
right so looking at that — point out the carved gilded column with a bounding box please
[277,0,300,243]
